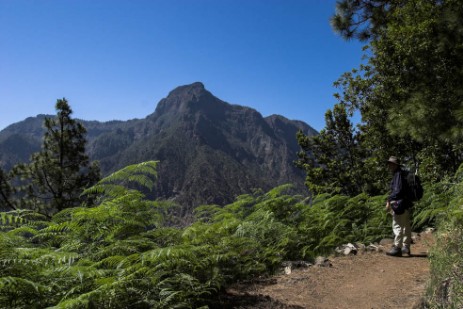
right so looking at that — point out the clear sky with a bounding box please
[0,0,364,132]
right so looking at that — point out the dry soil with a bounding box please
[219,232,434,309]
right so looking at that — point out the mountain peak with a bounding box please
[167,82,206,98]
[153,82,222,117]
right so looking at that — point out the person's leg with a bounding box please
[402,209,412,247]
[392,212,403,248]
[400,209,412,255]
[387,212,403,256]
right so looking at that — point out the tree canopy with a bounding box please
[296,104,373,196]
[12,99,100,214]
[298,0,463,194]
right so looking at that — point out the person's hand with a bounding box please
[385,201,391,212]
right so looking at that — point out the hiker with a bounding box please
[385,156,412,257]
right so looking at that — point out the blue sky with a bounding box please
[0,0,364,132]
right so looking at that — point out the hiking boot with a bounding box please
[402,245,411,256]
[386,245,402,257]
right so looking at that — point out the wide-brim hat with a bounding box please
[386,156,401,166]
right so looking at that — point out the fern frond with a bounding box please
[82,183,129,199]
[0,276,45,293]
[0,212,26,225]
[93,255,125,269]
[89,161,158,190]
[51,207,82,223]
[143,245,195,262]
[6,226,38,238]
[265,183,294,198]
[38,252,80,266]
[90,238,156,260]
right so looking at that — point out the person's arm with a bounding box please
[388,171,402,201]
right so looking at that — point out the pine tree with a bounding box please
[296,103,368,196]
[0,168,16,211]
[330,0,463,181]
[13,98,100,214]
[330,0,404,41]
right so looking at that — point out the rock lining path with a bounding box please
[222,232,434,309]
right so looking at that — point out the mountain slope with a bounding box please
[0,82,317,211]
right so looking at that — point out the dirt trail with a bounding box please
[223,233,434,309]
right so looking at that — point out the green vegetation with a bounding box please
[296,103,374,196]
[1,157,461,308]
[299,0,463,194]
[0,160,434,308]
[296,0,463,307]
[424,167,463,308]
[3,99,100,215]
[1,1,462,307]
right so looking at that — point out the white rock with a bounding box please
[343,243,358,255]
[314,256,332,267]
[284,266,292,275]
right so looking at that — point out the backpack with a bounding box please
[404,171,424,202]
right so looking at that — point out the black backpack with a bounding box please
[403,171,424,202]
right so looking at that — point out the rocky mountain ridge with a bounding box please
[0,82,317,212]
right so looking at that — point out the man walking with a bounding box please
[385,156,412,257]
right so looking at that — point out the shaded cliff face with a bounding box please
[0,82,317,212]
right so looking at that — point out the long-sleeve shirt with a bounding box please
[388,168,412,207]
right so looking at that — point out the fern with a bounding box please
[0,212,25,226]
[0,210,48,233]
[82,161,159,199]
[7,159,446,308]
